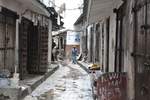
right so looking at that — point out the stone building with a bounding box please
[52,29,80,60]
[75,0,150,100]
[52,29,67,60]
[0,0,54,79]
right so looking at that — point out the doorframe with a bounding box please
[113,1,126,72]
[105,17,110,72]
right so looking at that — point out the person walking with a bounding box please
[71,46,78,64]
[52,39,56,61]
[53,46,59,61]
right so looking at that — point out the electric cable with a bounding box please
[48,0,83,10]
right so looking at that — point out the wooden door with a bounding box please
[0,11,16,73]
[133,0,150,99]
[19,18,32,79]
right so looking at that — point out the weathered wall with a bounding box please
[0,0,52,74]
[122,0,135,100]
[108,14,116,72]
[86,0,121,70]
[93,14,116,72]
[85,0,135,99]
[106,0,135,99]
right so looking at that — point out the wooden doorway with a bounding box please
[133,0,150,99]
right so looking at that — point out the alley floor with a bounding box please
[24,60,93,100]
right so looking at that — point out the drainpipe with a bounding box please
[15,19,20,74]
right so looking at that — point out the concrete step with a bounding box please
[20,64,59,99]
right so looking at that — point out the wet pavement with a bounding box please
[24,60,93,100]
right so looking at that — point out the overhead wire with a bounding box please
[48,0,83,10]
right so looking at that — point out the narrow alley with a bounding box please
[24,61,93,100]
[1,0,150,100]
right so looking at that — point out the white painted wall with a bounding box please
[87,25,92,62]
[48,20,52,65]
[86,10,117,72]
[108,13,116,72]
[66,31,80,45]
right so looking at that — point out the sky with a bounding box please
[43,0,83,30]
